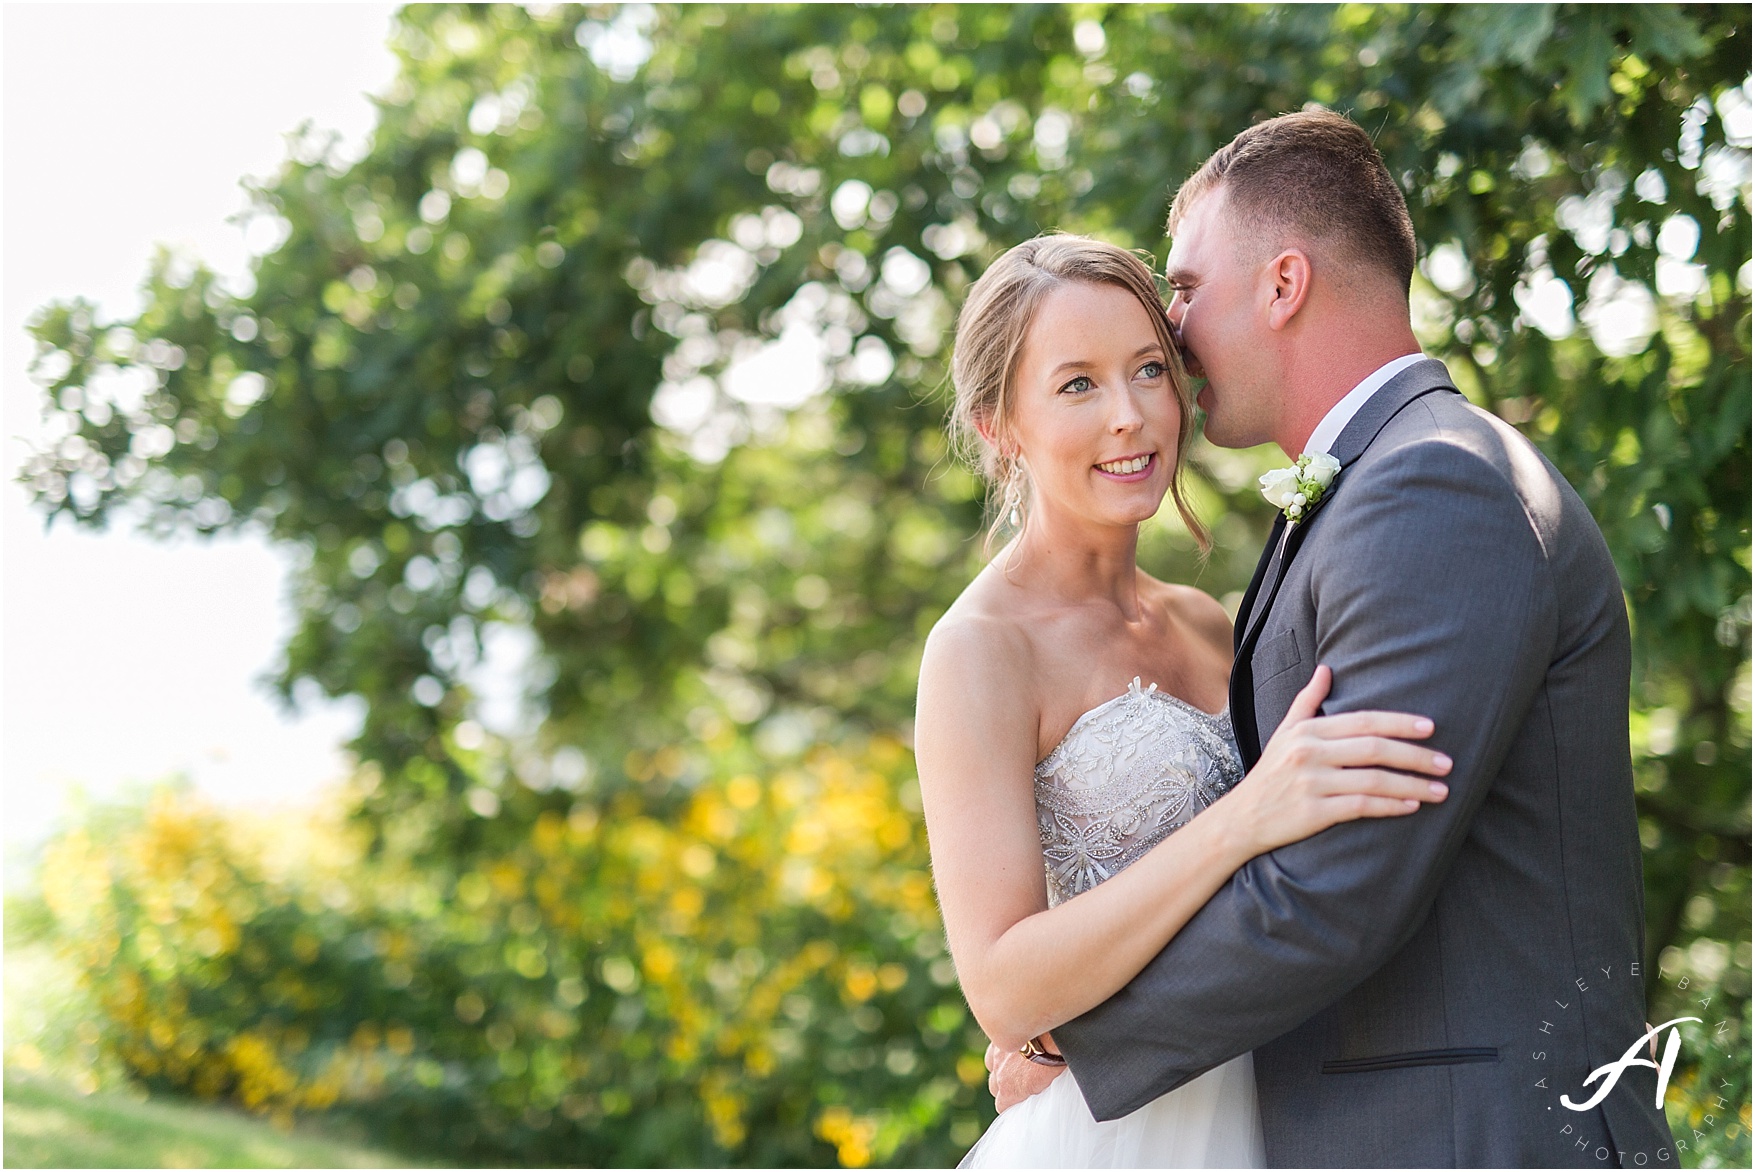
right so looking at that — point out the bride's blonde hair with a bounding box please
[948,234,1209,555]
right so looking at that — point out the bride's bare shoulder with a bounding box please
[922,571,1035,678]
[917,567,1043,723]
[915,574,1041,789]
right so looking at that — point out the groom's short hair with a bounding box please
[1169,108,1417,293]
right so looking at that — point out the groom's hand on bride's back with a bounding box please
[985,1036,1063,1113]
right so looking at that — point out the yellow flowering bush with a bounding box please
[35,737,996,1166]
[38,789,408,1128]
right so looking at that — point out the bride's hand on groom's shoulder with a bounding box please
[1221,665,1454,860]
[985,1035,1063,1113]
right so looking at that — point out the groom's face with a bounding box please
[1165,188,1278,449]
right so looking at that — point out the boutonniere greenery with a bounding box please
[1259,452,1341,524]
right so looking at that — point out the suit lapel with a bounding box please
[1229,359,1461,765]
[1239,500,1313,653]
[1232,513,1286,654]
[1231,519,1307,764]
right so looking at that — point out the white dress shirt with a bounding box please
[1302,352,1427,457]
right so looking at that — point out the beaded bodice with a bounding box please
[1035,678,1244,907]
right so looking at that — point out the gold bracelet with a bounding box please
[1020,1035,1067,1067]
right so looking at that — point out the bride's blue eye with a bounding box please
[1139,361,1165,379]
[1060,375,1094,394]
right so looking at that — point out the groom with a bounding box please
[989,111,1676,1166]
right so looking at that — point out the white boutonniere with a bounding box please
[1259,452,1341,524]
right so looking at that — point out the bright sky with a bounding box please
[3,4,403,877]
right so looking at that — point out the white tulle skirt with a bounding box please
[958,1052,1265,1169]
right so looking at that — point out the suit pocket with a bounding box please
[1251,627,1303,685]
[1321,1047,1498,1074]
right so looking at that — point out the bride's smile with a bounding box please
[1092,452,1155,480]
[1001,279,1182,536]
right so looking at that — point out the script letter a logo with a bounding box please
[1561,1017,1700,1112]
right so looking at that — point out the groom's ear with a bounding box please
[1264,248,1313,331]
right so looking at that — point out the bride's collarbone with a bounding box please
[961,582,1227,756]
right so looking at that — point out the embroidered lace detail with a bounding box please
[1036,678,1243,907]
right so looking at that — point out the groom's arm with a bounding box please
[1054,434,1559,1121]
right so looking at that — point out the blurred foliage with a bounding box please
[17,3,1751,1166]
[1658,965,1754,1168]
[31,751,975,1166]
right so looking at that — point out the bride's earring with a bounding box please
[1002,470,1023,528]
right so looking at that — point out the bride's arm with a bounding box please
[916,615,1245,1052]
[916,618,1450,1054]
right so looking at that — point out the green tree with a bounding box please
[21,4,1750,1165]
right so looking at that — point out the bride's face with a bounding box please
[1004,280,1180,532]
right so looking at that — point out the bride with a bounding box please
[913,235,1454,1168]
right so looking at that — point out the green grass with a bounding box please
[3,1072,417,1169]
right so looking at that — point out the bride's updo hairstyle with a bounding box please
[949,234,1208,554]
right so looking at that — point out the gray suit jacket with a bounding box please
[1055,360,1676,1167]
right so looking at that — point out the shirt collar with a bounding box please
[1303,352,1426,457]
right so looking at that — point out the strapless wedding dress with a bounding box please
[959,679,1266,1169]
